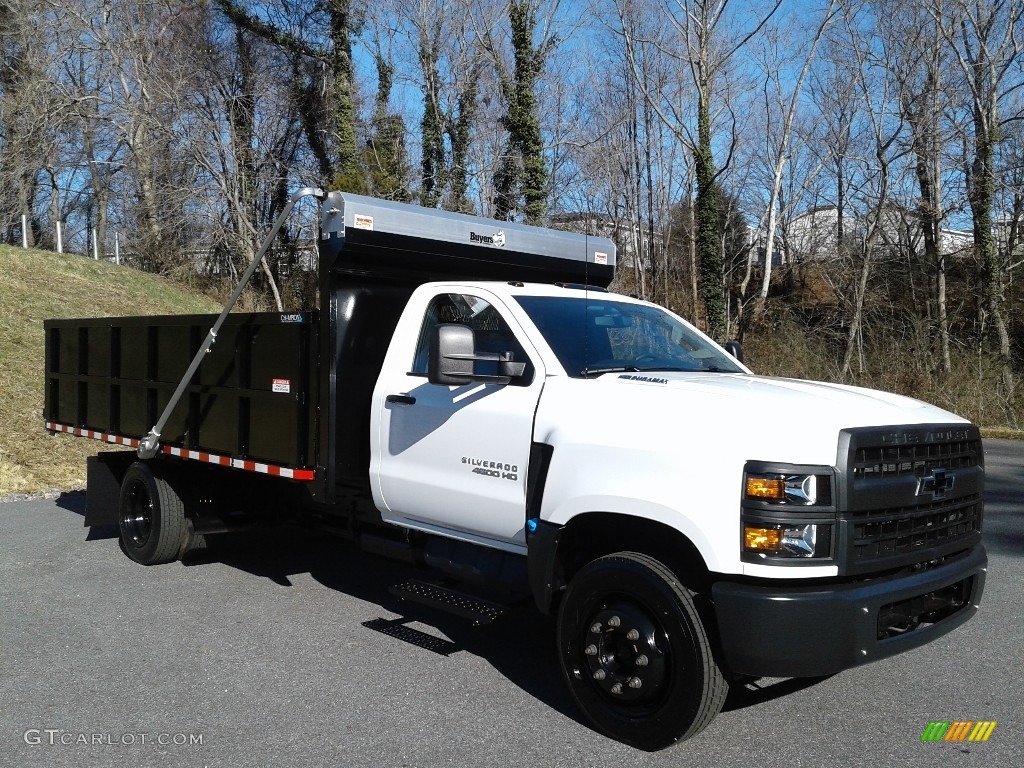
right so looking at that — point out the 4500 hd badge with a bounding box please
[462,456,518,481]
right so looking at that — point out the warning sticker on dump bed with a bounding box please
[354,214,374,230]
[272,378,291,393]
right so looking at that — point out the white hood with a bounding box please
[564,371,967,465]
[532,371,970,574]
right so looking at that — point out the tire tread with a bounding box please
[119,462,186,566]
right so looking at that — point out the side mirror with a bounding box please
[724,340,744,363]
[429,324,475,385]
[428,324,526,386]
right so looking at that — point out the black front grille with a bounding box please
[853,438,980,479]
[838,426,984,575]
[849,494,982,565]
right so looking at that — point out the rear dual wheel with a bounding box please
[557,552,728,751]
[118,462,186,565]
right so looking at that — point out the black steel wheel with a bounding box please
[118,462,186,565]
[557,552,728,750]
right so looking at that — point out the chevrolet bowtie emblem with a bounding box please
[917,468,955,498]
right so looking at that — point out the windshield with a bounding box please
[514,295,744,377]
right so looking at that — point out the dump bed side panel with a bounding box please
[44,312,318,469]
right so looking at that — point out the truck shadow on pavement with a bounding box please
[55,490,121,541]
[176,525,834,731]
[54,491,904,734]
[181,525,586,725]
[721,675,833,712]
[51,492,849,734]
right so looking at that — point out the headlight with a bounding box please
[742,462,836,563]
[743,523,830,558]
[745,473,819,504]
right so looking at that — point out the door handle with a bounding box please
[386,394,416,406]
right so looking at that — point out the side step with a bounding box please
[389,579,507,625]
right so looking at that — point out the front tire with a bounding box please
[118,462,186,565]
[556,552,728,750]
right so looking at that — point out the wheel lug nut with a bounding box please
[626,629,639,641]
[590,622,602,633]
[628,676,642,689]
[635,654,649,667]
[610,683,622,694]
[593,669,606,681]
[607,615,621,628]
[584,644,598,656]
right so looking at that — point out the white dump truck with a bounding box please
[45,191,986,750]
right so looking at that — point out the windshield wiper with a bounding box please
[633,366,692,373]
[580,366,639,377]
[581,365,736,377]
[640,365,735,373]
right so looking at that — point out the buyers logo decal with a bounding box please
[469,230,506,247]
[921,721,996,742]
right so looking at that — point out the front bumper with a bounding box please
[712,545,987,678]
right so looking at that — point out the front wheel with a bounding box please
[556,552,728,750]
[118,462,186,565]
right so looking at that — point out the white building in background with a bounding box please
[938,228,974,256]
[767,204,976,264]
[783,206,847,262]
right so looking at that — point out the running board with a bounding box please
[388,579,507,625]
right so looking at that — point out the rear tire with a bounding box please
[556,551,727,750]
[118,462,186,565]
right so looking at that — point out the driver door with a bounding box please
[371,291,542,549]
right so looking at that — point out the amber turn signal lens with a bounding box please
[744,526,784,551]
[746,476,785,500]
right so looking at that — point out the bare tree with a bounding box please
[66,0,198,269]
[389,0,485,211]
[182,11,301,309]
[613,0,781,340]
[215,0,360,189]
[1,0,57,247]
[481,0,561,224]
[749,2,838,319]
[830,1,908,382]
[929,0,1024,386]
[883,0,962,374]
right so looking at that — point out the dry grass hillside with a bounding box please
[0,246,220,497]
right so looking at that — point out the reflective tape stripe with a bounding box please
[45,421,315,482]
[45,422,140,447]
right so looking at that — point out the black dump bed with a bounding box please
[44,312,318,471]
[44,191,616,499]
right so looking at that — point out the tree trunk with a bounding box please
[329,0,358,188]
[695,92,725,340]
[840,244,873,382]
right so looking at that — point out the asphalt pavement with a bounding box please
[1,440,1021,768]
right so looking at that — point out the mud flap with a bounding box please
[85,451,136,527]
